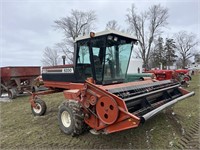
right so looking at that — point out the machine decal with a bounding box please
[42,68,74,74]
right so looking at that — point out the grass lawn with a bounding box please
[173,74,200,131]
[0,74,199,149]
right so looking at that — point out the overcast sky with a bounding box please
[0,0,199,67]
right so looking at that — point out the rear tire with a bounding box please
[8,89,17,99]
[187,75,192,80]
[181,80,189,87]
[31,99,47,116]
[58,100,85,136]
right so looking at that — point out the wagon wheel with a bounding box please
[31,99,47,116]
[8,89,17,99]
[58,100,86,136]
[32,86,39,93]
[0,88,3,97]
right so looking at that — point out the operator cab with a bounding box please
[75,30,138,85]
[42,30,137,85]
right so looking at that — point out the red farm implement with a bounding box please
[145,69,191,87]
[29,30,194,136]
[0,66,40,99]
[175,69,191,81]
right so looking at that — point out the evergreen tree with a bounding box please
[151,37,178,69]
[164,38,177,69]
[151,37,166,68]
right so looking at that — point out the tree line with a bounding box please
[42,4,199,69]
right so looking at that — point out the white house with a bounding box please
[127,58,143,74]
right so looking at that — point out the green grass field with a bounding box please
[0,75,199,149]
[173,74,200,132]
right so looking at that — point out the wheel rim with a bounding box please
[33,103,42,114]
[61,111,71,128]
[184,77,189,81]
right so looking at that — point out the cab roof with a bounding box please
[75,30,138,42]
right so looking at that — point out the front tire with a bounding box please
[58,100,85,136]
[31,99,47,116]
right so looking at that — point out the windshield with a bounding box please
[76,34,134,84]
[103,43,132,84]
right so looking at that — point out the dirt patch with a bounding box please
[165,108,185,136]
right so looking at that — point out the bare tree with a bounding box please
[194,53,200,63]
[54,9,96,40]
[55,40,74,64]
[126,4,168,69]
[42,47,59,66]
[176,58,192,69]
[174,31,199,68]
[106,20,121,31]
[54,9,96,63]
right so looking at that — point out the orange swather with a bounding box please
[30,78,194,134]
[42,79,141,133]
